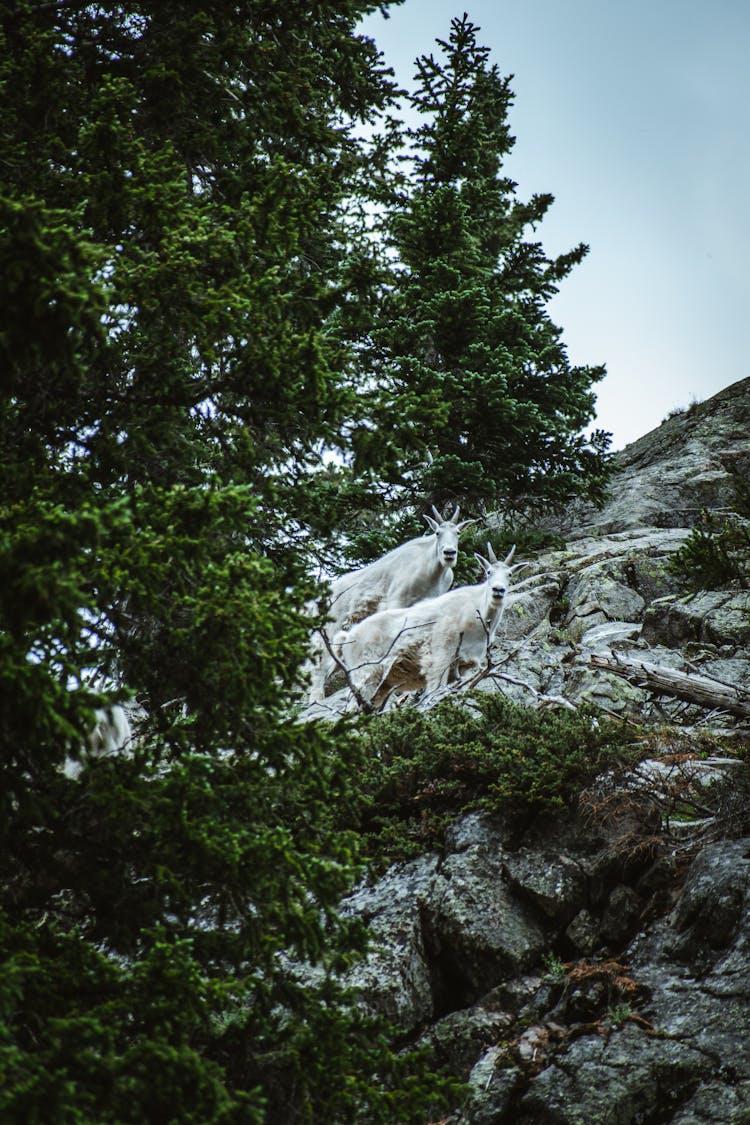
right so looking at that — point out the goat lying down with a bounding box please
[333,543,519,709]
[307,506,475,702]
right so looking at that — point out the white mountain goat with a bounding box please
[333,543,518,709]
[63,704,133,780]
[307,505,475,702]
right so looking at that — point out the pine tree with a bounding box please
[0,6,614,1118]
[0,3,452,1120]
[366,14,610,519]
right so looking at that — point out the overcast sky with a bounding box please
[361,0,749,450]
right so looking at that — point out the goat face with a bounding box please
[489,567,509,605]
[423,504,477,569]
[474,543,517,609]
[435,522,460,567]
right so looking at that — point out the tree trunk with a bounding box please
[589,653,750,719]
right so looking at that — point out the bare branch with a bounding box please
[321,619,435,713]
[316,628,375,714]
[336,619,435,675]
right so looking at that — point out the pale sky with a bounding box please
[362,0,749,449]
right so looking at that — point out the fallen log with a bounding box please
[590,653,750,720]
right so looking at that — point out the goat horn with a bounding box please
[504,544,516,565]
[486,541,498,564]
[431,504,443,523]
[451,504,460,523]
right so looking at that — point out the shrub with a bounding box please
[668,509,750,591]
[342,695,641,866]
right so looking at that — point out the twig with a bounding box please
[336,619,435,674]
[316,628,375,714]
[321,618,436,713]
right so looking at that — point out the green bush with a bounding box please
[342,695,641,866]
[668,474,750,592]
[668,511,750,591]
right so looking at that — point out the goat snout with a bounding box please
[442,548,457,561]
[491,585,506,600]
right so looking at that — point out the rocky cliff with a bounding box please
[327,377,750,1123]
[488,378,750,723]
[540,375,750,537]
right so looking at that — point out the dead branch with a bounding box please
[417,617,579,714]
[316,628,375,714]
[590,653,750,720]
[327,619,436,713]
[335,619,435,676]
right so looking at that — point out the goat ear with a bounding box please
[423,514,439,532]
[456,518,478,531]
[474,552,491,571]
[510,560,528,573]
[503,544,516,565]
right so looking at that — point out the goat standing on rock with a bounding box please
[307,506,475,703]
[333,543,519,710]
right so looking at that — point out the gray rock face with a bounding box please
[502,847,585,923]
[565,562,646,640]
[418,1005,515,1083]
[539,376,750,537]
[565,908,601,956]
[671,1083,750,1125]
[486,526,701,719]
[470,378,748,721]
[643,590,750,649]
[516,1026,713,1125]
[600,883,643,945]
[340,816,551,1029]
[339,804,658,1020]
[473,834,750,1124]
[309,379,750,1122]
[486,521,749,723]
[464,1050,521,1124]
[666,839,750,973]
[340,854,438,1028]
[425,847,547,1004]
[339,805,750,1123]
